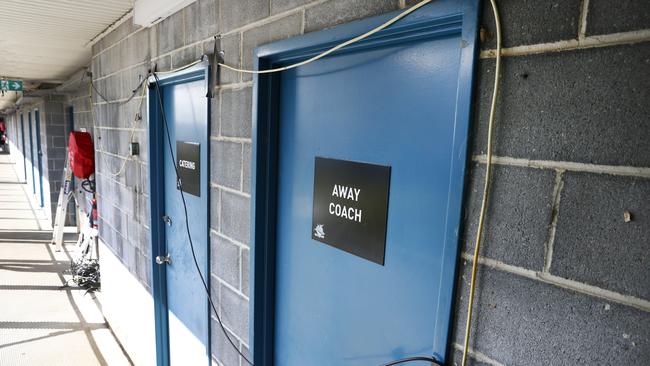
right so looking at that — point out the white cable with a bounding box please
[461,0,502,365]
[89,79,146,178]
[218,0,433,74]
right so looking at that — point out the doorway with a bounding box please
[149,64,211,366]
[27,112,35,195]
[19,114,27,182]
[251,2,480,365]
[34,110,44,207]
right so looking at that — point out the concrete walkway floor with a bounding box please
[0,153,132,365]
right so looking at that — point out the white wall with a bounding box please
[98,239,156,366]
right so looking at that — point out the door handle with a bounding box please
[155,254,172,265]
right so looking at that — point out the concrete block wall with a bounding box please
[42,96,71,225]
[86,0,650,365]
[449,0,650,364]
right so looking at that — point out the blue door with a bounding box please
[20,115,27,182]
[34,110,44,207]
[252,2,479,365]
[149,67,210,366]
[27,112,35,194]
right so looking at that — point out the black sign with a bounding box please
[176,141,201,197]
[312,157,391,265]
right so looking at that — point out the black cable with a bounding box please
[81,178,96,193]
[91,75,148,106]
[152,73,254,366]
[379,356,443,366]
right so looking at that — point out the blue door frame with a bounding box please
[20,115,27,182]
[148,61,212,366]
[34,110,44,207]
[250,1,480,364]
[27,112,36,194]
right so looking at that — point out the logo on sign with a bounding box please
[314,224,325,239]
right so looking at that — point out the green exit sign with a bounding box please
[1,80,23,91]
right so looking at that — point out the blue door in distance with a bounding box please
[152,69,210,366]
[34,111,44,207]
[27,112,35,194]
[20,115,27,182]
[253,2,479,365]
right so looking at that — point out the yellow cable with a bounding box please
[155,59,203,74]
[218,0,433,74]
[461,0,501,365]
[88,78,148,178]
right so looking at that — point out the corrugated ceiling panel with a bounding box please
[0,0,133,81]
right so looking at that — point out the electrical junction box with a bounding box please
[129,142,139,156]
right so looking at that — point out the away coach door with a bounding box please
[252,1,480,365]
[149,63,210,366]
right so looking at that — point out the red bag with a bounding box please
[68,132,95,179]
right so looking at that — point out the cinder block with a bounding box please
[136,191,151,223]
[171,44,203,69]
[136,249,152,290]
[123,160,140,195]
[210,232,240,289]
[122,29,151,67]
[220,190,250,245]
[134,131,149,162]
[219,282,249,343]
[210,140,242,190]
[220,87,252,138]
[96,128,120,156]
[210,186,220,232]
[587,0,650,36]
[104,45,124,77]
[154,55,172,72]
[241,13,303,81]
[452,263,650,365]
[241,248,249,297]
[210,95,219,136]
[479,0,581,49]
[100,221,123,257]
[211,316,242,366]
[551,172,650,300]
[98,17,140,53]
[157,10,184,55]
[217,33,241,85]
[184,0,218,44]
[122,241,138,275]
[271,0,312,15]
[219,0,269,33]
[304,0,398,33]
[242,143,251,194]
[51,136,66,148]
[471,43,650,167]
[118,184,136,217]
[120,65,149,109]
[462,164,554,271]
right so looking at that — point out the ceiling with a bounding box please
[0,0,134,83]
